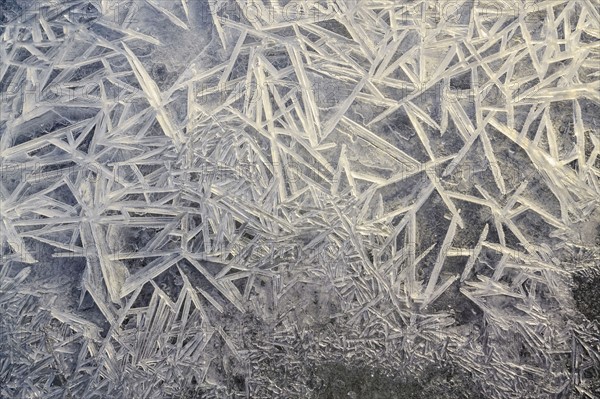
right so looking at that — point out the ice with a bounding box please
[1,0,600,397]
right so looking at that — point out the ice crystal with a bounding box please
[1,0,599,398]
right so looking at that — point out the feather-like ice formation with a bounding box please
[1,0,600,397]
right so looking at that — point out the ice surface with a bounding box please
[1,0,600,398]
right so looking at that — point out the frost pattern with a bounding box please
[1,0,600,398]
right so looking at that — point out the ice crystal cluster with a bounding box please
[1,0,599,398]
